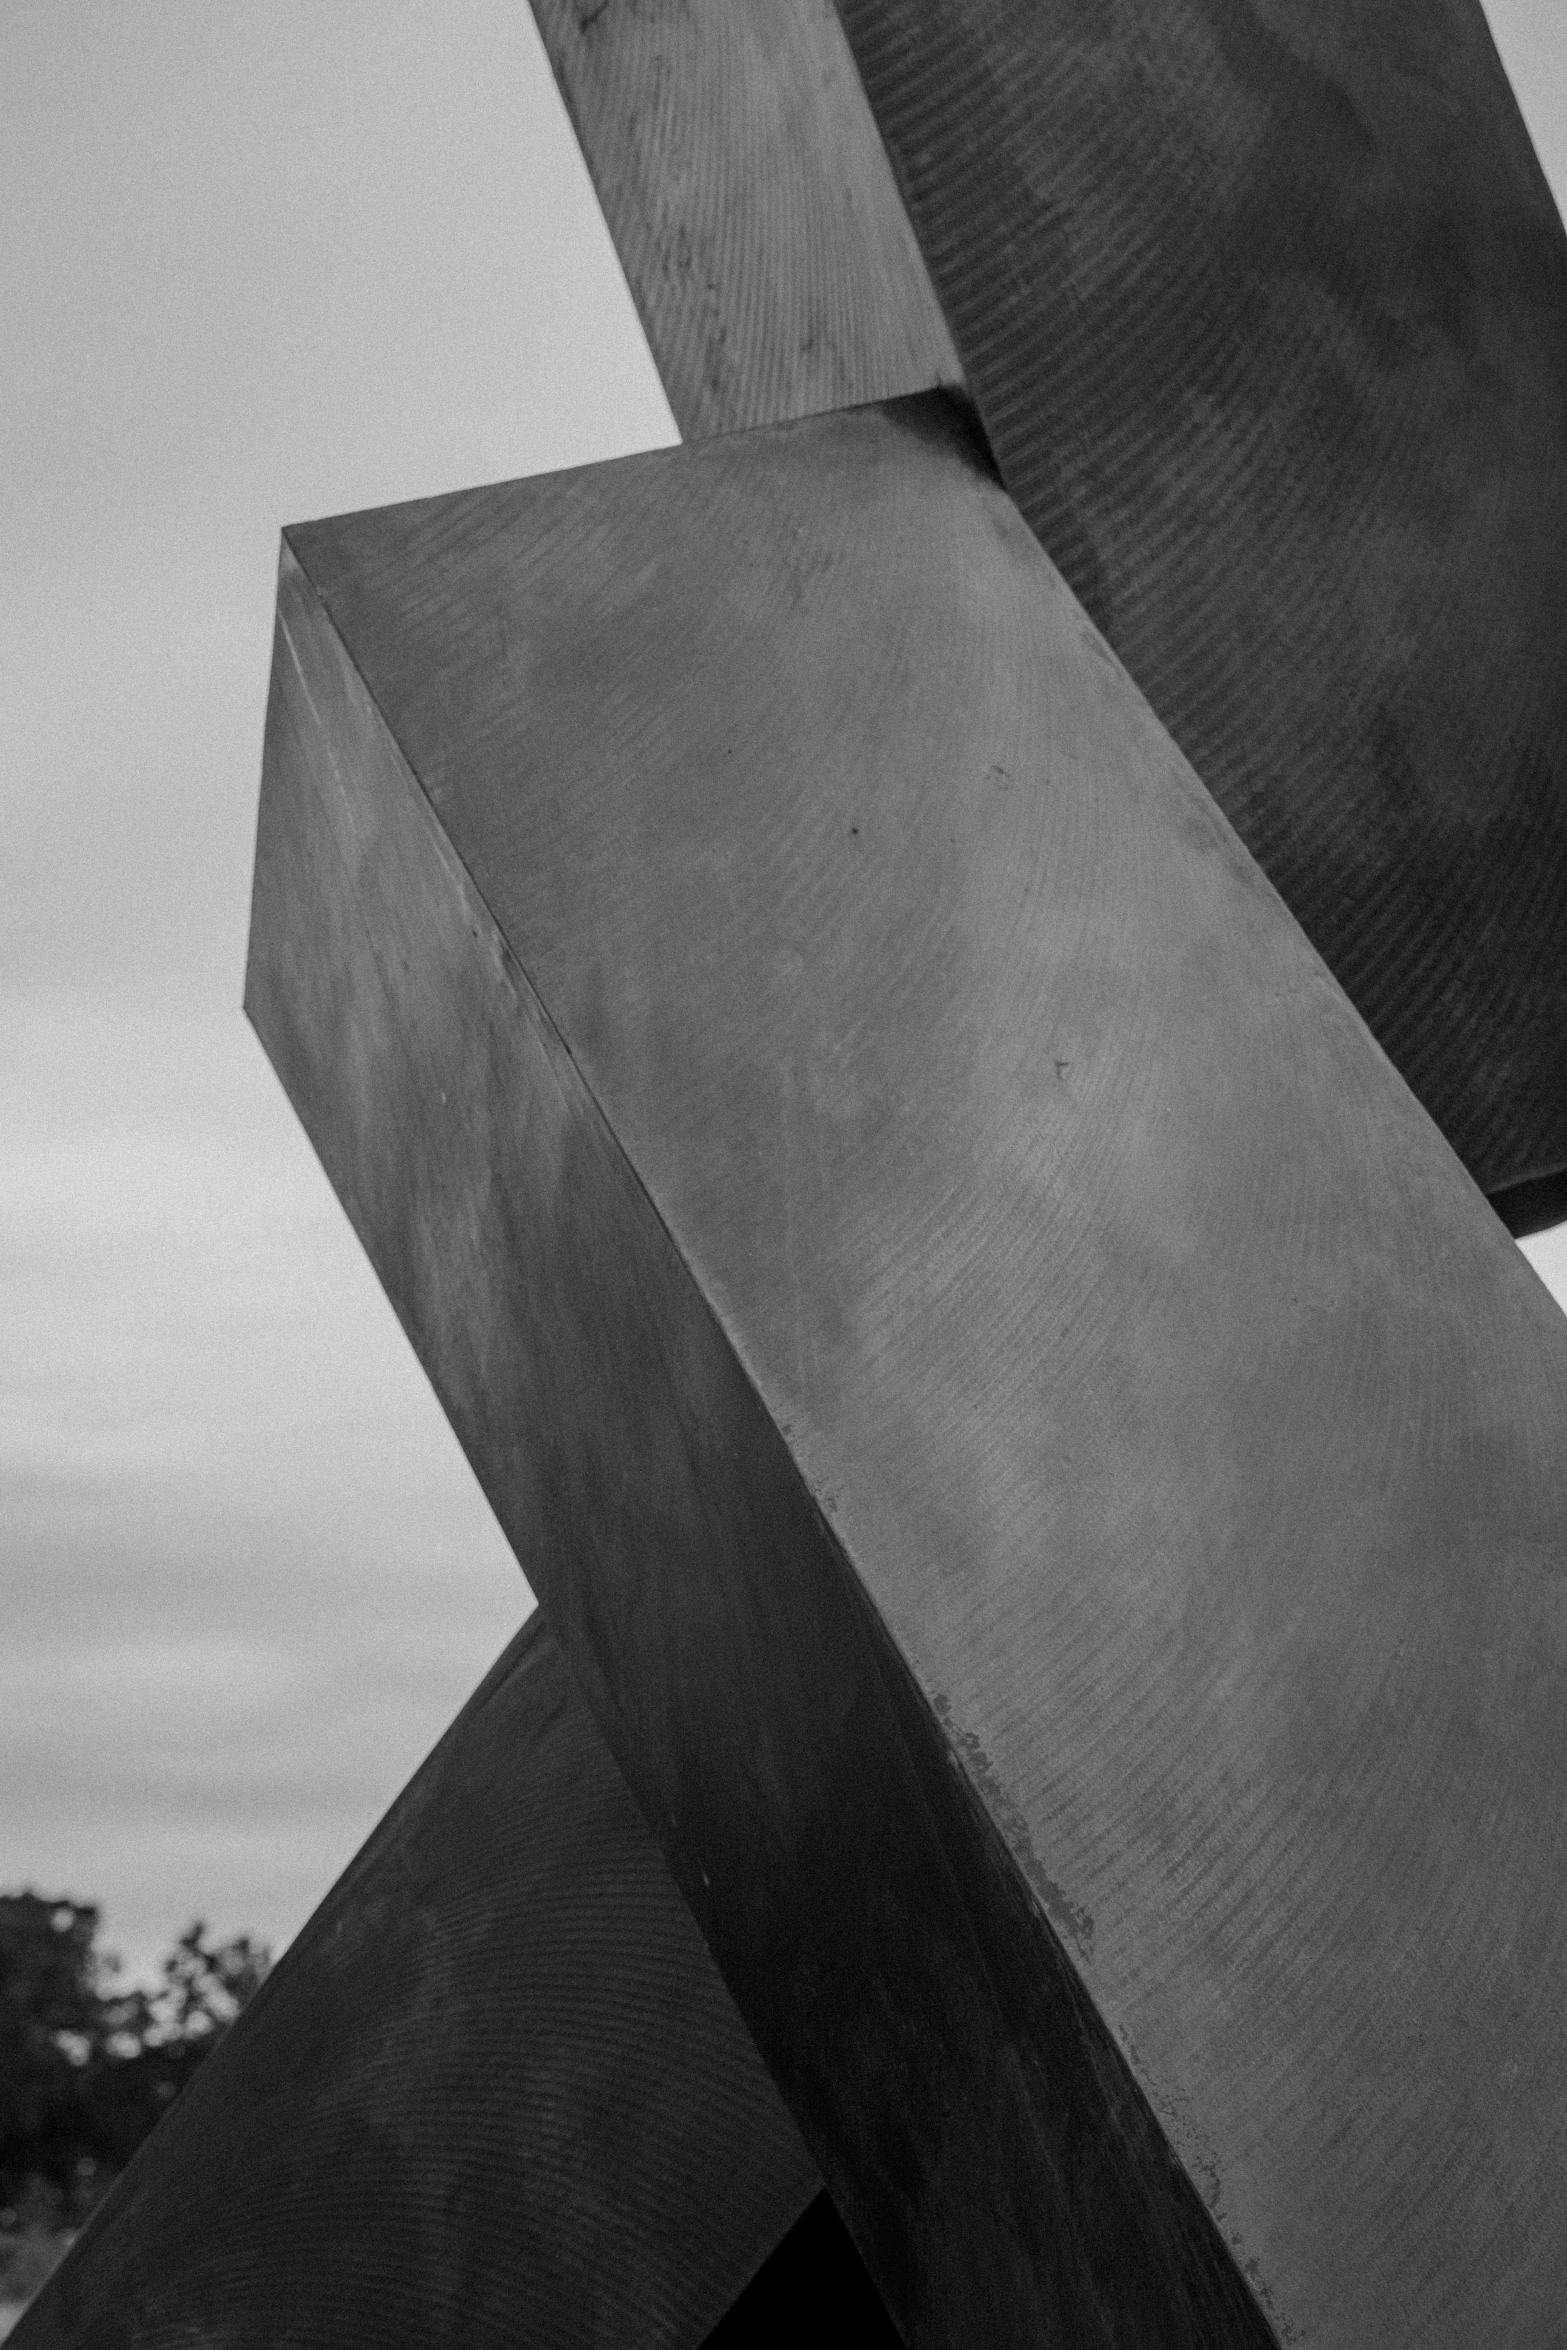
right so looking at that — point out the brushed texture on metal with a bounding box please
[247,395,1567,2346]
[528,0,1567,1214]
[526,0,960,436]
[830,0,1567,1213]
[14,1615,818,2350]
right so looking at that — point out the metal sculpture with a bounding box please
[22,5,1567,2344]
[14,1613,844,2346]
[238,392,1566,2341]
[535,0,1567,1227]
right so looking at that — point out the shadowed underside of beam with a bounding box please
[527,0,1567,1219]
[246,395,1567,2345]
[12,1615,821,2350]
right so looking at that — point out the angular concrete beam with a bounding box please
[247,395,1567,2346]
[14,1614,823,2350]
[527,0,960,437]
[527,0,1567,1220]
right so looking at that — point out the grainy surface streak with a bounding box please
[831,0,1567,1214]
[13,1617,818,2350]
[248,396,1567,2346]
[527,0,960,435]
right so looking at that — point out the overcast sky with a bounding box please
[2,0,1565,1986]
[0,0,677,1983]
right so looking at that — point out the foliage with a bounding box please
[0,1891,270,2228]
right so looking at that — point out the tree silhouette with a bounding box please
[0,1891,270,2227]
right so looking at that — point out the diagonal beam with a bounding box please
[12,1613,830,2350]
[832,0,1567,1218]
[525,0,1567,1219]
[246,392,1567,2345]
[527,0,960,437]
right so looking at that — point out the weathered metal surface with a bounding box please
[13,1614,819,2349]
[835,0,1567,1220]
[246,393,1567,2346]
[527,0,960,437]
[527,0,1567,1220]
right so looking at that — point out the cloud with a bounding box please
[0,987,531,1980]
[0,0,678,1979]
